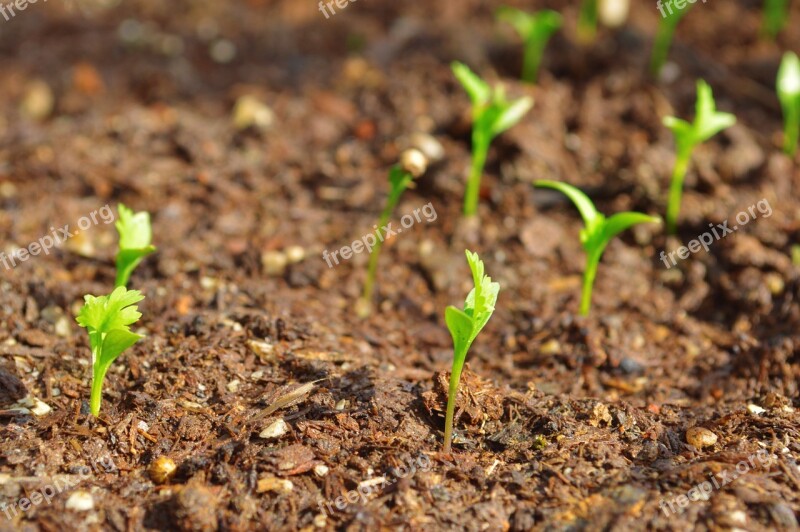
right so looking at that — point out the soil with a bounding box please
[0,0,799,530]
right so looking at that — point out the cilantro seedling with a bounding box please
[663,80,736,233]
[452,62,533,217]
[76,287,145,417]
[534,180,661,316]
[443,250,500,452]
[359,161,420,317]
[763,0,789,39]
[497,7,563,83]
[577,0,598,43]
[651,1,694,76]
[778,52,800,157]
[115,203,156,288]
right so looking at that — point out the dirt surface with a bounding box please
[0,0,799,530]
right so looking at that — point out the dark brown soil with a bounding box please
[1,1,799,530]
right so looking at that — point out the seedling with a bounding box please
[577,0,598,43]
[115,203,156,288]
[663,80,736,233]
[496,7,563,83]
[778,52,800,157]
[452,62,533,216]
[359,158,420,316]
[651,1,692,76]
[762,0,789,39]
[75,286,145,417]
[534,180,661,316]
[443,250,499,452]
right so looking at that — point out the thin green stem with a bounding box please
[784,105,799,157]
[650,20,677,76]
[577,0,598,43]
[666,149,692,235]
[521,39,543,83]
[463,137,488,217]
[90,357,107,417]
[442,355,466,453]
[762,0,788,39]
[580,249,601,316]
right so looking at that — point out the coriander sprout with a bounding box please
[76,286,145,417]
[651,1,692,76]
[451,62,533,217]
[663,80,736,234]
[443,250,499,452]
[115,204,156,288]
[763,0,789,39]
[578,0,598,43]
[778,52,800,157]
[535,180,661,316]
[497,7,563,83]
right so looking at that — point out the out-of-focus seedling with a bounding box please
[76,286,145,417]
[451,62,533,217]
[663,80,736,233]
[358,149,427,317]
[496,7,563,83]
[115,204,156,288]
[651,1,692,76]
[778,52,800,157]
[443,250,499,453]
[578,0,598,43]
[534,180,661,316]
[763,0,789,39]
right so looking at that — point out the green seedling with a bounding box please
[76,286,145,417]
[443,250,499,453]
[577,0,598,43]
[496,7,563,83]
[534,180,661,316]
[651,1,692,76]
[778,52,800,157]
[359,164,417,316]
[762,0,789,39]
[115,203,156,288]
[663,80,736,234]
[452,62,533,217]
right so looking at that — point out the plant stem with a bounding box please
[521,39,543,84]
[442,357,465,453]
[666,148,691,235]
[784,105,799,157]
[90,363,107,417]
[650,19,677,76]
[577,0,598,43]
[463,137,488,217]
[762,0,788,39]
[580,249,601,316]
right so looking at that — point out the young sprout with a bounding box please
[115,203,156,288]
[778,52,800,157]
[358,149,427,317]
[75,286,145,417]
[762,0,789,39]
[663,80,736,234]
[452,62,533,217]
[534,180,661,316]
[651,1,692,76]
[443,250,499,453]
[496,7,563,83]
[577,0,598,43]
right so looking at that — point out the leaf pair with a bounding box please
[496,7,562,83]
[442,250,500,452]
[664,80,736,233]
[778,52,800,157]
[115,203,156,288]
[452,62,533,216]
[535,180,661,316]
[76,286,145,417]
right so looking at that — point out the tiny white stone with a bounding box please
[227,379,241,393]
[251,370,264,380]
[65,491,94,511]
[259,419,288,439]
[747,404,766,415]
[137,420,150,432]
[313,464,329,477]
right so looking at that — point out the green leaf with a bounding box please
[115,203,156,287]
[778,52,800,106]
[692,80,737,142]
[76,286,145,334]
[496,6,534,37]
[445,305,474,363]
[534,180,601,232]
[601,212,662,243]
[490,97,534,137]
[98,328,142,370]
[451,62,491,106]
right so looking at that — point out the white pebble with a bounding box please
[259,419,288,439]
[65,491,94,511]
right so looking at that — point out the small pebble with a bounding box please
[259,419,288,439]
[686,427,717,448]
[285,246,305,264]
[261,251,287,276]
[149,456,177,484]
[232,95,274,131]
[21,80,54,121]
[256,477,293,494]
[747,404,766,415]
[313,464,329,477]
[226,379,240,393]
[65,490,94,511]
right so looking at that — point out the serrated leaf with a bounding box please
[76,286,145,334]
